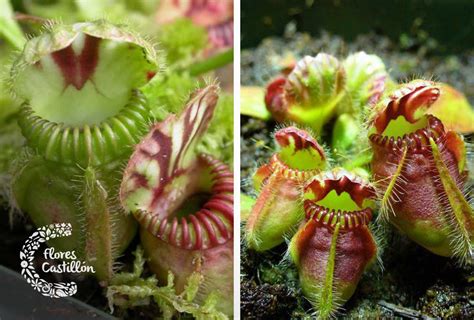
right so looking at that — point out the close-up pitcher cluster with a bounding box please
[0,1,474,319]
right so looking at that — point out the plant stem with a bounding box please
[188,49,233,76]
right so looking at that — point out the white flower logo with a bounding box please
[19,223,77,298]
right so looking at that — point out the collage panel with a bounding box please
[240,0,474,319]
[0,0,234,319]
[0,0,473,319]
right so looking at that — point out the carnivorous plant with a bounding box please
[264,52,389,133]
[290,169,377,318]
[120,84,234,315]
[244,52,473,318]
[10,20,159,282]
[245,126,326,251]
[369,80,474,264]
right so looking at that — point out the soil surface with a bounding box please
[240,28,474,319]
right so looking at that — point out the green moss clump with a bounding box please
[159,18,208,64]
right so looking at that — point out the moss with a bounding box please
[158,18,208,65]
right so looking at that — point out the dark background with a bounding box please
[241,0,474,52]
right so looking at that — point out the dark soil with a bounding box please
[240,28,474,319]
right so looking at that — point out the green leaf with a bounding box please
[240,193,256,222]
[240,86,271,120]
[428,83,474,134]
[0,0,25,50]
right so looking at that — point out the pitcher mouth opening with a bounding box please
[304,201,373,230]
[372,82,439,133]
[369,81,446,152]
[26,35,133,126]
[304,169,376,230]
[268,154,320,181]
[12,24,158,125]
[369,114,445,152]
[133,154,233,250]
[12,21,160,166]
[17,90,150,166]
[273,126,327,172]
